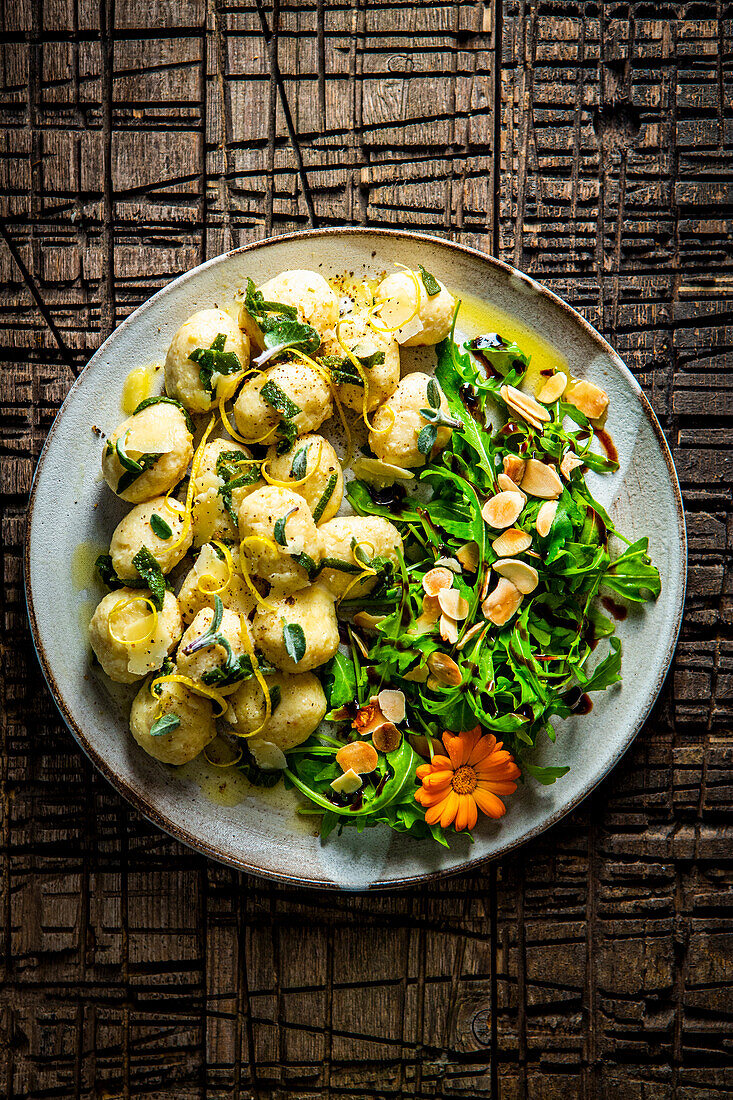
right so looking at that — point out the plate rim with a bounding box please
[24,227,688,890]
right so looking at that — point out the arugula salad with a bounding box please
[87,261,660,848]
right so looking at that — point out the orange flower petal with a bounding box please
[439,790,460,828]
[466,737,498,767]
[424,793,452,825]
[423,770,454,790]
[454,795,478,831]
[473,786,507,819]
[442,733,465,769]
[478,779,518,796]
[416,787,454,808]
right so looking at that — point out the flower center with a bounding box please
[451,765,478,795]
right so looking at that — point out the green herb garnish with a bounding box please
[418,264,441,296]
[189,333,243,395]
[290,444,309,480]
[312,472,338,523]
[261,379,302,419]
[150,713,181,737]
[282,622,307,664]
[274,506,298,546]
[131,547,167,609]
[134,395,194,434]
[150,513,172,540]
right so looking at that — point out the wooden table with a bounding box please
[2,3,730,1096]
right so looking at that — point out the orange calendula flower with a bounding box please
[415,726,521,831]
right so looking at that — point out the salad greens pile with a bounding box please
[280,318,660,846]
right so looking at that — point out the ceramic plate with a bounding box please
[25,229,686,889]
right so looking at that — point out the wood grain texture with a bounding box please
[1,1,731,1097]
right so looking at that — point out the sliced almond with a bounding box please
[372,723,402,753]
[330,768,362,795]
[456,622,487,651]
[351,631,370,659]
[437,589,469,620]
[456,542,479,572]
[352,699,386,735]
[564,378,609,420]
[403,662,429,683]
[378,688,406,725]
[520,458,563,499]
[536,500,558,538]
[501,384,551,430]
[482,577,523,626]
[503,454,526,485]
[353,610,386,632]
[482,491,525,529]
[560,450,584,480]
[336,740,379,775]
[414,593,441,633]
[439,614,459,644]
[427,651,463,687]
[493,557,539,594]
[434,556,462,574]
[492,527,532,557]
[422,567,454,597]
[479,566,492,602]
[497,472,525,496]
[536,371,568,404]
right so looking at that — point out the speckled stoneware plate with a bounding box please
[25,228,686,890]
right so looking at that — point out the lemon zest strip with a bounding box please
[286,348,353,467]
[196,539,235,596]
[219,389,279,446]
[238,614,272,736]
[167,414,218,552]
[204,742,243,768]
[368,263,421,336]
[238,541,277,612]
[336,539,378,607]
[149,673,228,716]
[260,439,324,488]
[108,596,159,646]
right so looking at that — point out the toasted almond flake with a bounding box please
[497,472,525,495]
[353,610,386,632]
[427,651,463,687]
[536,371,568,404]
[403,663,430,682]
[564,378,609,420]
[492,527,533,557]
[520,458,563,499]
[501,384,551,428]
[479,567,492,601]
[434,556,462,573]
[535,500,558,538]
[330,768,363,794]
[482,490,525,529]
[560,450,584,479]
[336,740,379,774]
[351,630,370,659]
[493,557,540,594]
[482,577,523,626]
[372,723,402,753]
[456,542,479,572]
[503,454,526,485]
[437,588,470,621]
[416,593,441,628]
[422,566,455,597]
[439,614,459,644]
[456,622,487,651]
[352,699,386,735]
[378,689,406,725]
